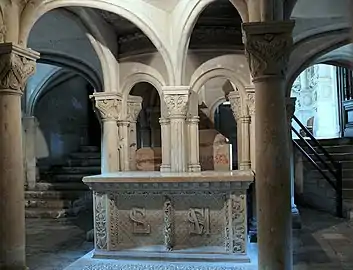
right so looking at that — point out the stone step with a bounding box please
[53,174,88,182]
[307,168,353,179]
[308,152,353,161]
[33,182,89,191]
[66,159,101,167]
[303,160,353,169]
[58,166,101,174]
[25,190,90,200]
[296,138,353,146]
[69,152,101,159]
[25,208,71,219]
[79,145,100,153]
[25,199,72,209]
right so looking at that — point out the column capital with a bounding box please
[91,92,122,122]
[242,21,295,81]
[246,91,255,116]
[162,86,190,118]
[228,91,241,121]
[127,95,142,123]
[0,43,39,95]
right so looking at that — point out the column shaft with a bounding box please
[92,93,121,173]
[160,118,171,171]
[163,87,190,172]
[101,120,119,172]
[0,43,39,270]
[240,116,251,170]
[129,121,138,170]
[23,116,38,190]
[243,21,295,270]
[187,116,201,171]
[118,121,130,171]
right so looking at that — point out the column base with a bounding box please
[239,162,251,170]
[188,164,201,172]
[160,164,171,172]
[248,218,258,243]
[292,205,302,229]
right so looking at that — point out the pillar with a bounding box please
[0,43,39,270]
[23,116,38,190]
[228,91,242,169]
[118,120,130,171]
[160,118,171,172]
[91,93,121,173]
[242,21,295,270]
[127,96,142,170]
[187,116,201,172]
[286,97,301,229]
[163,86,190,172]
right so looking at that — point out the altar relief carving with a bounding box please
[188,208,210,235]
[129,207,151,234]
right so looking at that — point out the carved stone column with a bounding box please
[159,118,171,172]
[187,116,201,172]
[286,97,301,229]
[163,86,190,172]
[0,43,39,270]
[92,93,121,173]
[22,116,38,190]
[242,21,295,270]
[118,120,130,171]
[228,91,242,169]
[127,97,142,170]
[247,88,255,170]
[246,89,257,242]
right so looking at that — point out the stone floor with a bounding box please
[26,207,353,270]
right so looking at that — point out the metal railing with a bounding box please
[292,115,343,218]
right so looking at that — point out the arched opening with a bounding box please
[128,82,161,171]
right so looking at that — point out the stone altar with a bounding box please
[77,171,254,268]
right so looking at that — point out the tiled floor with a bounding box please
[26,207,353,270]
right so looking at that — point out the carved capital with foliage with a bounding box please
[0,43,39,94]
[91,93,122,122]
[127,96,142,123]
[242,21,294,80]
[246,88,255,116]
[228,91,241,121]
[163,86,190,118]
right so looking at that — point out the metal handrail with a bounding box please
[292,116,343,218]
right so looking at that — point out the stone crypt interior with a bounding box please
[0,0,352,269]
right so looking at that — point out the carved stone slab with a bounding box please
[84,171,253,263]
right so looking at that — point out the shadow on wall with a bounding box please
[34,75,100,167]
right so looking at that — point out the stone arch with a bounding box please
[39,52,102,91]
[209,96,228,122]
[120,70,167,119]
[190,66,247,99]
[286,28,351,96]
[175,0,248,84]
[27,69,70,116]
[20,0,174,85]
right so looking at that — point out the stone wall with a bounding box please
[34,76,93,165]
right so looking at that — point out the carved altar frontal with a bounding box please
[83,171,254,264]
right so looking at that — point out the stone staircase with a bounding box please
[25,145,101,218]
[297,138,353,217]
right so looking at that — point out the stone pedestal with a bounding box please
[242,21,295,270]
[163,87,190,172]
[22,116,38,190]
[82,171,253,266]
[91,93,121,173]
[0,43,39,270]
[159,118,171,172]
[187,116,201,172]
